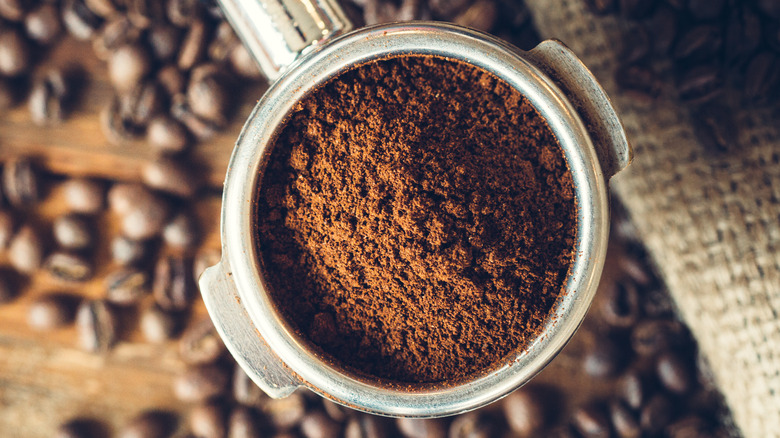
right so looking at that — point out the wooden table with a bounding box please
[0,36,623,437]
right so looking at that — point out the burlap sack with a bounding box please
[524,1,780,436]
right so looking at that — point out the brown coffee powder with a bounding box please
[255,55,576,383]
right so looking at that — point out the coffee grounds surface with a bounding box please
[255,55,576,383]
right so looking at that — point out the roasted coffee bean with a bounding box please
[163,212,198,249]
[757,0,780,20]
[546,426,577,438]
[167,0,203,27]
[62,0,103,40]
[453,0,497,33]
[666,416,710,438]
[45,252,93,282]
[583,336,626,378]
[157,64,186,96]
[744,52,780,102]
[56,419,106,438]
[53,214,92,250]
[0,272,13,304]
[120,81,163,126]
[187,64,230,125]
[600,279,640,327]
[617,370,646,410]
[396,418,446,438]
[631,319,682,356]
[154,254,194,311]
[76,299,118,352]
[614,64,661,104]
[179,317,225,364]
[0,77,15,111]
[584,0,615,15]
[640,394,674,433]
[233,366,268,407]
[101,95,144,144]
[345,415,391,438]
[0,0,26,21]
[140,304,179,343]
[127,0,166,29]
[178,19,208,70]
[147,24,181,62]
[27,293,77,330]
[322,399,348,423]
[0,210,14,249]
[645,5,677,56]
[229,44,262,79]
[263,393,306,430]
[571,404,610,438]
[174,364,229,402]
[93,17,142,61]
[228,406,262,438]
[29,69,71,126]
[63,178,105,214]
[105,267,148,305]
[362,1,398,26]
[448,412,495,438]
[208,22,238,63]
[673,25,722,62]
[118,410,177,438]
[687,0,724,21]
[301,411,342,438]
[502,388,545,436]
[8,225,44,274]
[84,0,119,18]
[109,44,152,92]
[190,401,227,438]
[25,4,63,45]
[142,158,203,198]
[3,157,40,206]
[656,351,693,394]
[147,115,189,154]
[676,65,722,104]
[110,235,147,266]
[108,183,170,239]
[609,401,640,438]
[620,26,651,64]
[170,93,217,140]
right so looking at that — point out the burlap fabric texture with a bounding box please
[524,1,780,436]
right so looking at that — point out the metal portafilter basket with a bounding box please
[199,0,632,418]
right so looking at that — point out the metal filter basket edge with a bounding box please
[199,22,632,418]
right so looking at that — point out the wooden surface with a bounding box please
[0,34,621,437]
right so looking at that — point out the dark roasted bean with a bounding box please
[631,319,682,356]
[600,279,640,327]
[571,404,610,438]
[45,252,93,282]
[645,5,677,56]
[167,0,203,27]
[174,364,229,402]
[56,419,106,438]
[190,401,227,438]
[744,52,780,102]
[453,0,496,33]
[120,81,163,126]
[396,418,446,438]
[0,77,15,111]
[448,412,495,438]
[154,254,194,311]
[656,351,693,394]
[263,393,306,430]
[672,25,722,61]
[322,399,348,422]
[618,0,653,19]
[345,415,391,438]
[229,44,262,79]
[105,267,148,305]
[233,366,268,407]
[756,0,780,20]
[8,225,44,274]
[687,0,724,21]
[170,92,218,140]
[76,299,118,352]
[109,44,152,93]
[53,215,92,250]
[140,304,179,343]
[724,6,762,65]
[584,0,615,15]
[502,387,545,436]
[111,235,147,266]
[147,24,181,62]
[208,22,238,63]
[29,69,71,126]
[0,0,26,21]
[583,336,626,378]
[0,210,12,249]
[62,0,103,40]
[0,272,13,304]
[614,64,661,104]
[301,411,342,438]
[677,65,722,104]
[118,410,177,438]
[609,401,640,438]
[25,4,63,45]
[142,158,203,198]
[147,115,189,154]
[178,19,208,70]
[126,0,166,29]
[84,0,119,18]
[108,183,170,240]
[3,157,40,206]
[93,17,142,61]
[620,25,650,64]
[640,394,674,434]
[617,370,646,410]
[157,64,186,96]
[666,416,710,438]
[187,63,230,125]
[62,178,105,214]
[163,212,198,250]
[27,293,77,330]
[101,94,144,144]
[228,406,262,438]
[179,317,225,364]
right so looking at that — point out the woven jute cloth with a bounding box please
[525,1,780,436]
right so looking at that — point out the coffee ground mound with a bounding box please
[255,55,577,383]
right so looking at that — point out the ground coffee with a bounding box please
[254,55,576,383]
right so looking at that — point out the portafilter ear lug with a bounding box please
[526,39,632,180]
[199,260,301,398]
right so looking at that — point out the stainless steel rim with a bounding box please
[221,21,609,417]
